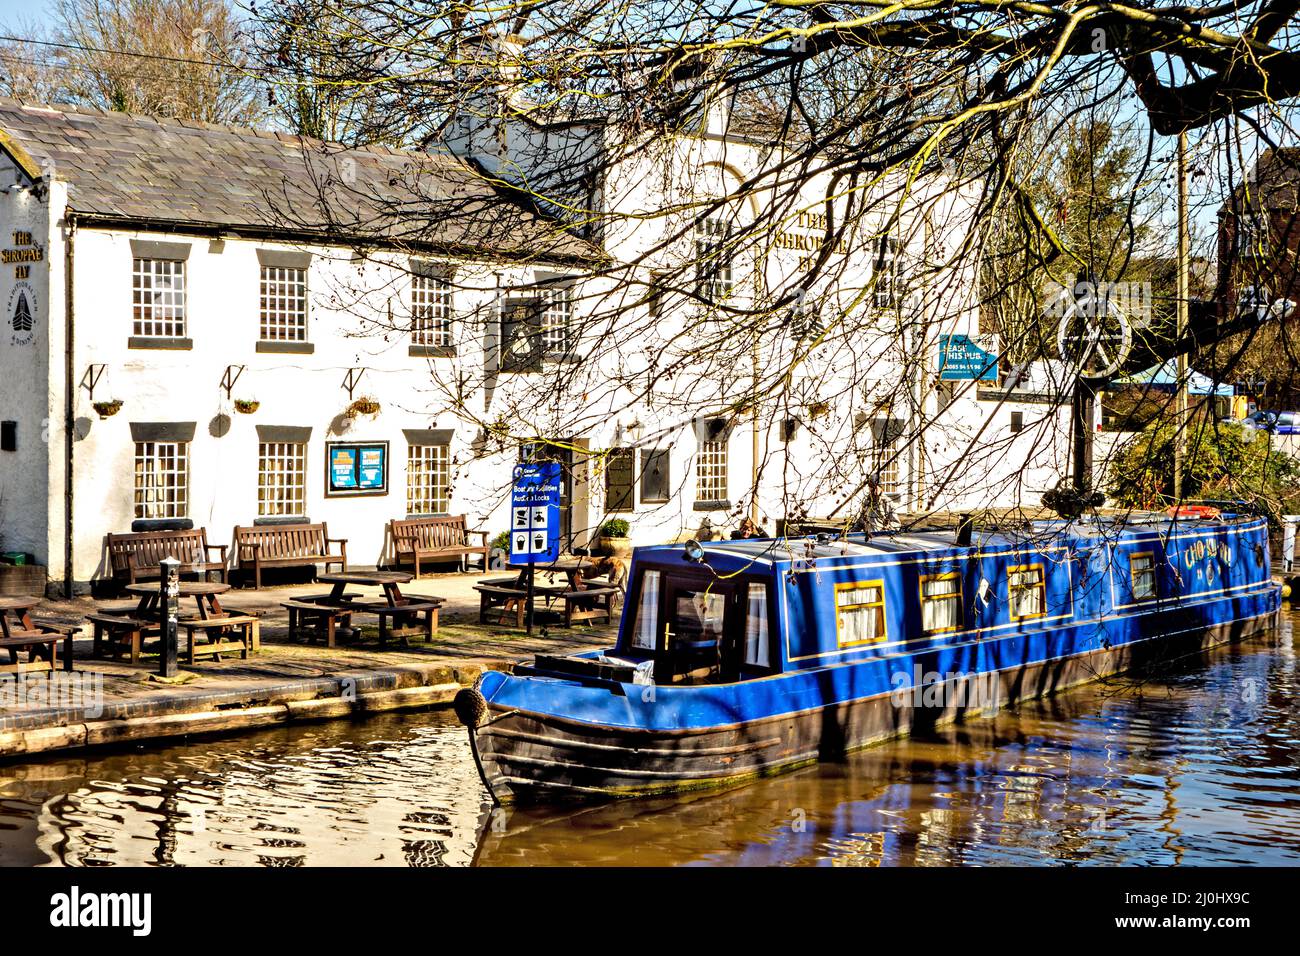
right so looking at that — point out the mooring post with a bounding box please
[159,556,180,678]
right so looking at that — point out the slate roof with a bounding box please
[0,98,597,263]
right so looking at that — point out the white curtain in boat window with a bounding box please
[921,575,961,632]
[745,584,770,666]
[1008,566,1045,618]
[836,583,886,645]
[1130,553,1157,600]
[633,570,660,649]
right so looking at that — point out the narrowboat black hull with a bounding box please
[468,607,1280,804]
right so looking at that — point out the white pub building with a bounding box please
[0,91,1070,596]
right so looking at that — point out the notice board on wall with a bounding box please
[326,441,389,497]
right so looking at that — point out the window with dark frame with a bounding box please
[605,448,635,512]
[500,297,543,372]
[873,235,900,309]
[640,448,670,504]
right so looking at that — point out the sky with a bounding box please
[0,0,55,30]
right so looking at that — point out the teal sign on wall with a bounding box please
[938,335,999,381]
[326,441,389,496]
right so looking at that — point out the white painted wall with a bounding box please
[0,171,57,569]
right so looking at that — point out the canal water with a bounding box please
[1,614,1297,866]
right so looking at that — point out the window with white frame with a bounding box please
[541,285,573,353]
[694,217,734,301]
[873,235,900,309]
[258,441,307,516]
[260,265,308,342]
[411,272,452,348]
[133,441,188,519]
[132,258,186,337]
[878,435,901,497]
[696,439,728,503]
[407,442,451,514]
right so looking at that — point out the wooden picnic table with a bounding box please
[0,595,76,672]
[125,580,231,620]
[314,571,443,646]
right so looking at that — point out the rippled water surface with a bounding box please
[2,614,1298,866]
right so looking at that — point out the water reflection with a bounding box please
[0,618,1297,866]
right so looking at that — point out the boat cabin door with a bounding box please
[658,576,740,684]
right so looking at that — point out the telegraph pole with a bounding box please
[1174,130,1189,503]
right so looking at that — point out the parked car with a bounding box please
[1234,410,1300,434]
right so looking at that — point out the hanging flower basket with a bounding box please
[233,399,260,414]
[346,397,381,418]
[92,400,123,419]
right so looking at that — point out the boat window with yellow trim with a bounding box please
[1130,552,1158,600]
[835,581,886,646]
[1008,564,1046,619]
[920,572,962,633]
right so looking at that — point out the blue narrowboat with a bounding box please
[455,514,1281,803]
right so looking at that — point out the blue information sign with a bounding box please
[938,334,999,381]
[510,462,562,565]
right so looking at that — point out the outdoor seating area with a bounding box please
[283,571,444,648]
[475,556,625,629]
[2,515,632,676]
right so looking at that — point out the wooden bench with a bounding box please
[0,624,75,674]
[366,600,442,646]
[106,528,228,585]
[182,615,259,663]
[282,600,354,648]
[475,583,619,628]
[560,586,621,627]
[389,515,489,578]
[476,584,528,627]
[88,613,159,664]
[233,523,347,589]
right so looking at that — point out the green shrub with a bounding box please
[490,531,510,551]
[1107,413,1300,517]
[600,518,630,537]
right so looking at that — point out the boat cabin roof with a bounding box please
[632,513,1258,575]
